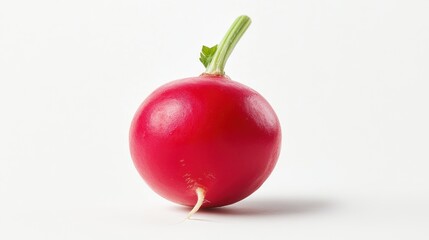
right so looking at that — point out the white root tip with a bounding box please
[186,187,205,219]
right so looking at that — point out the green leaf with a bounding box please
[199,45,218,68]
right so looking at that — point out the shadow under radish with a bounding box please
[173,196,337,218]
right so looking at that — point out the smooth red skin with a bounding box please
[129,75,281,208]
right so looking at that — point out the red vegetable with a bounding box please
[129,16,281,218]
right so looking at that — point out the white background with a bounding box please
[1,0,429,239]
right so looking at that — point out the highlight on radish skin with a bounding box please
[129,15,282,218]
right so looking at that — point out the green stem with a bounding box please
[205,15,252,75]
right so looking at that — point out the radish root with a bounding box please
[186,187,205,219]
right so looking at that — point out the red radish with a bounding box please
[129,16,281,218]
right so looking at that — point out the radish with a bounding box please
[129,15,281,218]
